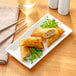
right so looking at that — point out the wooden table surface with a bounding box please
[0,0,76,76]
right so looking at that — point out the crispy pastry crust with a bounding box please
[31,28,57,39]
[20,46,31,61]
[46,26,64,47]
[20,37,44,49]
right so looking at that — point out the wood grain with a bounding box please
[0,0,76,76]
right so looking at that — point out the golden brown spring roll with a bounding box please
[55,26,64,35]
[31,28,57,39]
[20,46,31,61]
[20,37,44,49]
[46,26,64,47]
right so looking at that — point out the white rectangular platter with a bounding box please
[6,13,72,69]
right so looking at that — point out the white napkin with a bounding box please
[0,4,19,64]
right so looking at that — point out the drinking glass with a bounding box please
[19,0,37,8]
[18,0,37,14]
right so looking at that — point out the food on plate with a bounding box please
[55,26,64,34]
[20,37,44,49]
[24,47,43,63]
[40,18,64,47]
[40,19,58,28]
[19,18,65,63]
[20,46,43,63]
[46,26,64,47]
[20,46,31,61]
[31,28,57,39]
[20,37,43,63]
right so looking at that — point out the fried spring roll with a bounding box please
[31,28,57,39]
[55,26,64,35]
[20,46,31,61]
[46,26,64,47]
[20,37,44,49]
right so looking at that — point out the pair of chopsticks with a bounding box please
[0,18,27,44]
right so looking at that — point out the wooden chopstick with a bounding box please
[0,23,27,44]
[0,18,25,32]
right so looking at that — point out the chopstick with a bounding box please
[0,23,27,44]
[0,18,25,32]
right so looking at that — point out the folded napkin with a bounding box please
[0,5,19,64]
